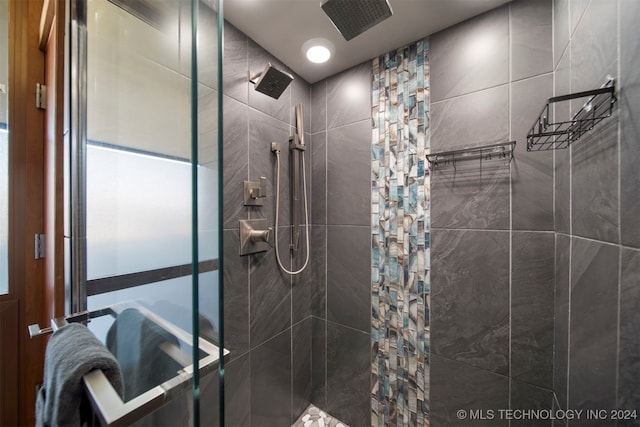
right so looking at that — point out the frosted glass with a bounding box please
[0,131,7,295]
[87,271,219,343]
[86,145,219,280]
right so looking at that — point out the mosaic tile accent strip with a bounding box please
[292,404,349,427]
[371,39,430,427]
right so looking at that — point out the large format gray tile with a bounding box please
[570,0,591,37]
[511,74,554,231]
[554,51,571,234]
[251,329,292,427]
[223,229,249,359]
[290,197,316,323]
[326,120,371,226]
[201,351,251,427]
[249,227,291,348]
[292,318,312,423]
[247,39,292,124]
[510,380,554,427]
[195,7,224,89]
[198,86,219,168]
[620,0,640,249]
[223,21,248,103]
[431,84,509,153]
[248,108,291,227]
[431,166,510,230]
[326,322,370,427]
[311,132,327,225]
[511,0,552,81]
[618,248,640,426]
[570,0,617,96]
[553,234,570,409]
[310,81,327,134]
[311,317,327,408]
[511,232,554,388]
[294,225,326,321]
[326,61,371,129]
[291,232,311,324]
[291,73,311,129]
[431,230,510,375]
[430,5,509,102]
[430,354,509,427]
[223,95,249,228]
[571,113,618,243]
[569,237,618,419]
[553,0,569,69]
[327,226,371,333]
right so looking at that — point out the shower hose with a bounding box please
[273,148,310,275]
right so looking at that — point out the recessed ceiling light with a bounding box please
[307,45,331,63]
[302,38,334,64]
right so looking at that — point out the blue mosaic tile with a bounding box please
[371,38,430,427]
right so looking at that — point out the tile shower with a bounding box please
[217,0,640,426]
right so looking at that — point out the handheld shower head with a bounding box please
[251,63,294,100]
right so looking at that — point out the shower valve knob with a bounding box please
[243,177,267,206]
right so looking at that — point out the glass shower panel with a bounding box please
[77,0,222,424]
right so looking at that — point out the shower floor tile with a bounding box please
[292,404,349,427]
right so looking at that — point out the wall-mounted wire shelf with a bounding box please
[527,78,616,151]
[425,141,516,170]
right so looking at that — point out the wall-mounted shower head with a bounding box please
[251,63,294,100]
[321,0,393,41]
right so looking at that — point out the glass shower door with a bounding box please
[67,0,222,424]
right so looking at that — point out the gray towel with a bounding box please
[106,308,181,401]
[36,323,124,427]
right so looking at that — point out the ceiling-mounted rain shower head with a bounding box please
[321,0,393,41]
[251,63,294,100]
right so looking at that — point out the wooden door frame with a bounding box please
[4,0,47,425]
[41,0,65,322]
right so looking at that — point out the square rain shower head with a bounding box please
[253,63,294,100]
[321,0,393,41]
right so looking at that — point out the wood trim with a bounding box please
[38,0,53,51]
[8,0,46,425]
[44,0,65,321]
[0,300,19,426]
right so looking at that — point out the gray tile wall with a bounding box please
[309,62,372,427]
[220,21,315,425]
[429,1,557,424]
[553,1,640,424]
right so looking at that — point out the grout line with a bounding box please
[325,318,371,335]
[323,79,329,409]
[556,232,620,248]
[615,0,622,417]
[566,29,572,417]
[430,227,511,233]
[431,81,510,105]
[509,71,555,87]
[290,76,294,422]
[507,3,513,419]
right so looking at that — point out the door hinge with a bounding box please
[36,83,47,110]
[35,234,46,259]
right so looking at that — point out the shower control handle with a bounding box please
[249,227,272,243]
[251,177,267,199]
[239,219,272,256]
[243,177,267,206]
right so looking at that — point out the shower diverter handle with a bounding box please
[249,227,272,243]
[250,176,267,199]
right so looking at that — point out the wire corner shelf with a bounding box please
[527,77,616,151]
[425,140,516,170]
